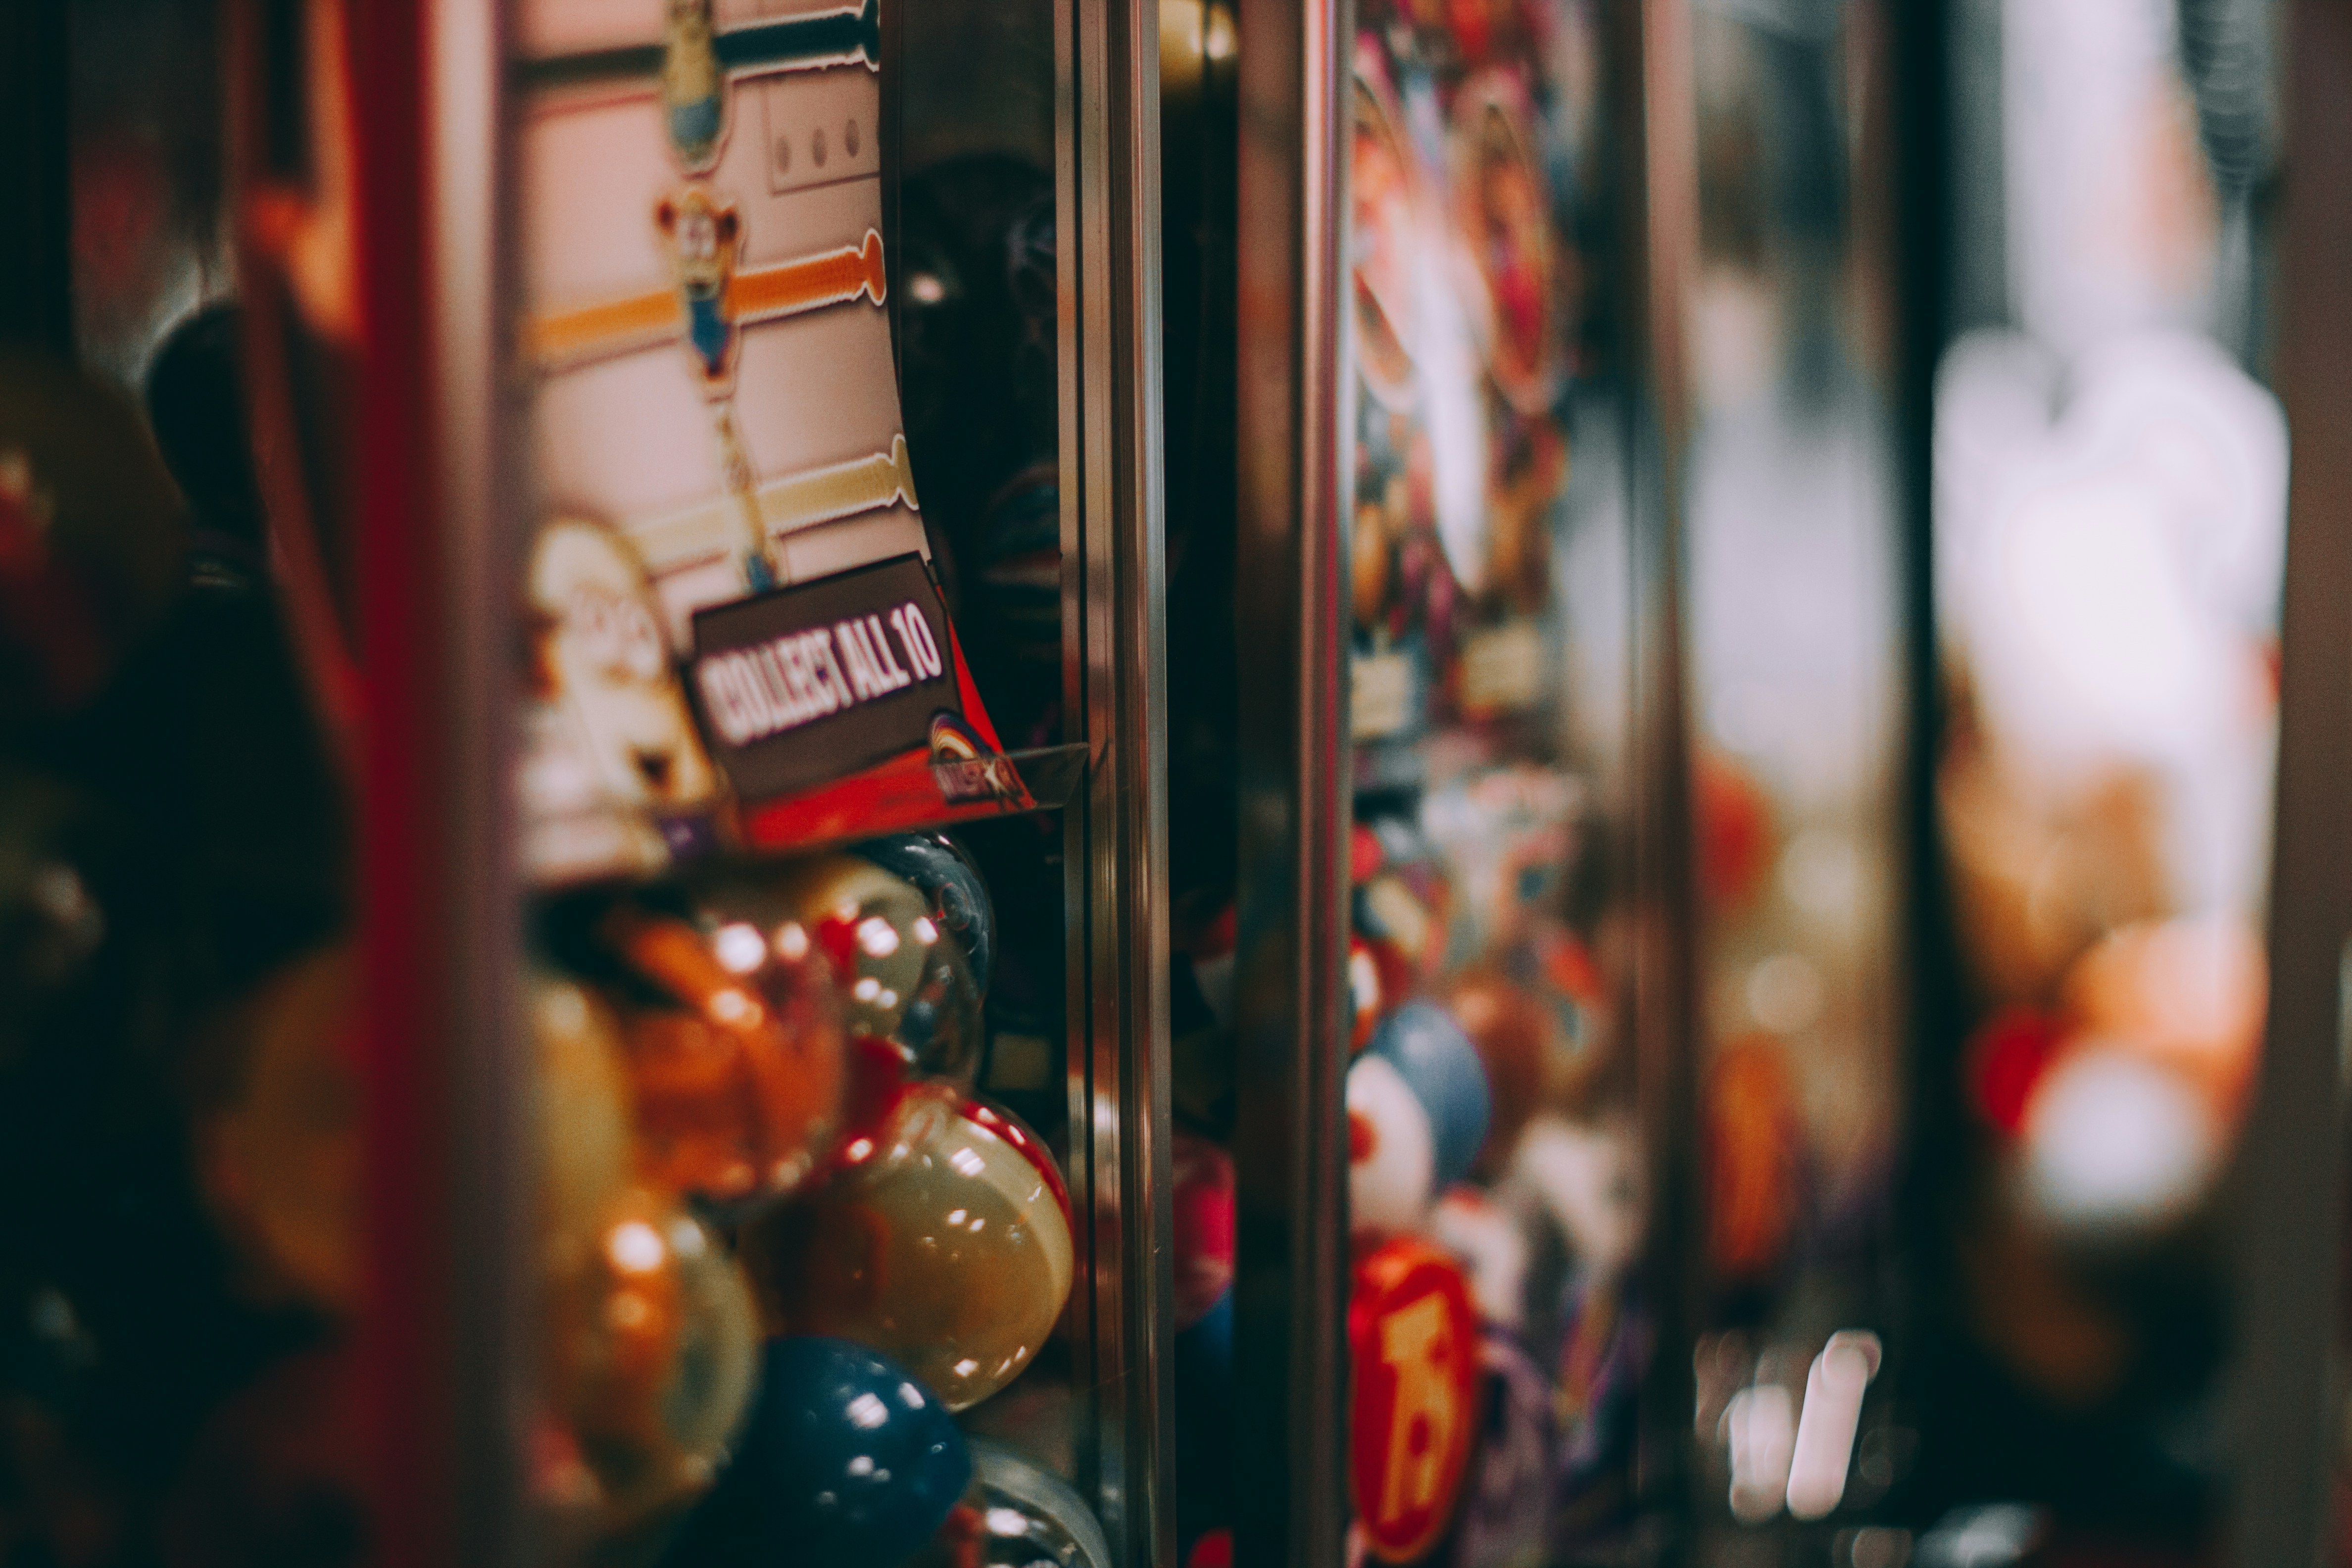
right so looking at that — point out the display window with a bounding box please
[0,0,2343,1564]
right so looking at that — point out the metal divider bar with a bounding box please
[2228,4,2352,1561]
[1231,0,1352,1556]
[1061,0,1175,1559]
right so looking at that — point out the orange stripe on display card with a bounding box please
[527,230,887,371]
[525,289,682,368]
[729,230,887,323]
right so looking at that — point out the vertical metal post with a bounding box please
[427,0,532,1562]
[1619,0,1705,1526]
[351,0,527,1562]
[1060,0,1173,1558]
[2227,3,2352,1561]
[1886,0,1973,1536]
[1230,0,1351,1556]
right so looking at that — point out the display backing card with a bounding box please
[520,0,917,627]
[513,0,1014,882]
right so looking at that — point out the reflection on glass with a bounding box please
[1678,0,1907,1542]
[1920,0,2283,1547]
[1327,0,1652,1560]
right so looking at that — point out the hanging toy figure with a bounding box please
[650,188,777,591]
[656,189,743,388]
[661,0,726,173]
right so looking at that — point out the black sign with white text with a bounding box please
[687,553,961,801]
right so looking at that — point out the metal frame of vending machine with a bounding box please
[1055,0,1177,1558]
[1229,0,1354,1554]
[2230,0,2352,1560]
[332,0,1175,1562]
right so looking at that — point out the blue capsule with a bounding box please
[855,833,996,995]
[1367,1000,1492,1192]
[666,1336,970,1567]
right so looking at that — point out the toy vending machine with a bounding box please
[1220,0,1927,1556]
[0,0,1173,1562]
[1215,0,1684,1558]
[1329,2,1673,1562]
[504,0,1168,1563]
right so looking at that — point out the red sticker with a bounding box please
[1349,1237,1479,1563]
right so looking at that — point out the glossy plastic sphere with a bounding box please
[602,895,848,1206]
[1347,1238,1479,1563]
[671,1336,970,1568]
[1347,1053,1436,1240]
[1347,935,1386,1053]
[1171,1131,1235,1330]
[1353,872,1442,979]
[1439,970,1550,1178]
[1366,1000,1491,1191]
[199,945,361,1312]
[534,975,637,1257]
[769,855,984,1084]
[750,1086,1073,1411]
[855,833,996,997]
[543,1188,760,1531]
[964,1437,1115,1568]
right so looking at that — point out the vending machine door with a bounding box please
[0,0,1174,1564]
[491,0,1175,1560]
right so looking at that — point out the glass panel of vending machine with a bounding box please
[1223,0,1923,1557]
[1665,0,1913,1557]
[1214,0,1685,1560]
[1913,0,2346,1564]
[1208,0,2352,1565]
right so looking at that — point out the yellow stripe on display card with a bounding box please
[527,230,888,371]
[632,434,921,574]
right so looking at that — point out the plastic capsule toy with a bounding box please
[1171,1131,1235,1331]
[664,1336,970,1568]
[1438,969,1550,1178]
[542,1188,760,1534]
[747,1086,1072,1411]
[1347,1237,1479,1564]
[601,893,848,1207]
[1364,1000,1491,1192]
[1347,934,1387,1053]
[528,975,761,1542]
[767,854,984,1087]
[961,1437,1115,1568]
[198,945,362,1313]
[855,833,996,997]
[534,975,637,1258]
[1347,1050,1436,1241]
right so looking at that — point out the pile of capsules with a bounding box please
[204,834,1101,1568]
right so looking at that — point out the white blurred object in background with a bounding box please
[1937,328,2284,924]
[2005,0,2218,357]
